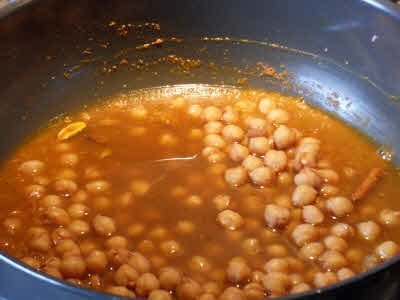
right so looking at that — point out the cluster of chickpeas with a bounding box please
[1,90,400,300]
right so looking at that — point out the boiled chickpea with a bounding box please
[248,137,269,155]
[29,230,51,252]
[226,258,251,284]
[106,286,136,297]
[331,223,355,239]
[292,185,317,207]
[222,106,239,124]
[346,248,365,264]
[317,169,339,184]
[264,204,291,229]
[302,205,324,225]
[130,180,151,196]
[222,125,244,142]
[33,175,50,186]
[135,273,160,297]
[217,209,244,230]
[19,160,45,176]
[56,168,78,181]
[69,220,90,236]
[299,242,325,261]
[375,241,400,260]
[274,125,296,150]
[313,271,337,287]
[259,98,277,114]
[46,207,70,226]
[107,248,130,267]
[105,236,128,249]
[86,250,108,274]
[202,106,222,122]
[160,133,179,147]
[242,238,262,255]
[242,155,264,172]
[84,166,103,180]
[56,239,81,257]
[319,250,347,271]
[86,180,111,195]
[225,167,248,186]
[184,195,203,207]
[40,195,63,209]
[175,220,196,235]
[324,235,348,253]
[137,240,155,253]
[249,167,274,186]
[262,272,291,295]
[286,257,305,273]
[204,134,226,149]
[72,190,88,203]
[25,184,46,200]
[159,267,182,290]
[246,117,271,137]
[2,217,22,235]
[148,290,173,300]
[268,109,290,124]
[188,128,203,140]
[128,252,151,274]
[114,264,139,287]
[229,144,249,162]
[129,126,147,137]
[320,184,339,198]
[337,268,355,281]
[290,283,311,294]
[188,104,203,118]
[43,267,63,279]
[67,203,89,219]
[357,221,381,241]
[219,287,245,300]
[60,153,78,167]
[93,214,116,236]
[264,258,289,274]
[266,244,289,258]
[242,282,265,300]
[160,240,183,257]
[189,256,212,272]
[378,209,400,227]
[362,254,380,270]
[326,197,353,218]
[294,168,321,188]
[264,151,287,173]
[176,278,202,300]
[60,256,86,278]
[291,224,319,246]
[21,256,40,269]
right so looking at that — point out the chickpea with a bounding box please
[222,125,245,143]
[299,242,325,261]
[86,180,111,195]
[274,125,296,150]
[184,195,203,207]
[268,109,290,124]
[291,224,319,246]
[106,286,136,297]
[204,134,226,149]
[93,196,111,211]
[259,98,277,114]
[160,240,183,257]
[317,169,339,184]
[212,194,231,211]
[246,117,271,137]
[67,203,89,219]
[69,220,90,236]
[286,257,305,273]
[43,267,63,279]
[129,126,147,137]
[33,176,50,186]
[290,283,311,294]
[222,106,239,124]
[29,230,51,252]
[86,250,108,274]
[264,204,291,229]
[130,105,148,120]
[313,271,337,288]
[175,220,196,235]
[19,160,45,176]
[159,267,182,290]
[128,252,151,274]
[378,209,400,227]
[264,150,288,172]
[362,254,380,270]
[25,184,46,200]
[324,235,348,253]
[242,238,262,255]
[346,248,365,265]
[217,209,244,230]
[176,278,202,300]
[375,241,400,260]
[114,264,139,287]
[331,223,355,240]
[242,155,264,172]
[55,239,81,257]
[229,144,249,162]
[294,168,321,188]
[106,236,128,249]
[60,256,86,278]
[264,258,289,274]
[226,258,251,284]
[302,205,324,225]
[337,268,355,281]
[188,104,203,118]
[242,282,265,300]
[262,272,291,295]
[56,168,78,181]
[160,133,179,147]
[202,281,221,295]
[319,250,347,271]
[40,195,63,209]
[357,221,381,241]
[219,287,245,300]
[248,137,270,155]
[188,128,203,140]
[277,172,292,186]
[320,184,339,198]
[189,256,212,272]
[249,167,274,186]
[21,256,40,269]
[149,290,173,300]
[294,143,320,170]
[202,106,222,122]
[326,197,353,218]
[93,214,116,237]
[45,207,70,226]
[224,167,248,186]
[72,190,88,203]
[2,217,22,235]
[137,240,155,253]
[292,185,317,207]
[60,153,79,167]
[107,248,130,267]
